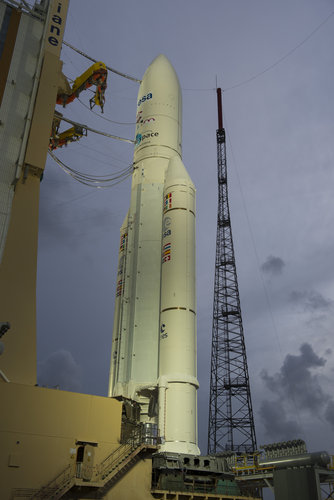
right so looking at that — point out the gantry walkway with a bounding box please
[12,429,158,500]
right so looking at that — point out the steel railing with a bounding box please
[25,424,158,500]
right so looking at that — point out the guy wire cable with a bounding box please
[77,98,136,126]
[48,151,133,188]
[59,115,135,144]
[63,41,141,83]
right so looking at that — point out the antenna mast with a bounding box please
[208,89,257,454]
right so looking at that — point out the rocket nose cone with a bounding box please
[150,54,173,66]
[141,54,180,89]
[165,156,193,186]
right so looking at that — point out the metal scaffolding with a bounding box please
[207,89,257,455]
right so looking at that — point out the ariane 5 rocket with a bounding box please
[108,55,200,455]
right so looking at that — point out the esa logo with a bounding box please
[160,323,168,339]
[137,92,152,107]
[163,216,171,238]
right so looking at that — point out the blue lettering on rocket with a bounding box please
[137,93,153,107]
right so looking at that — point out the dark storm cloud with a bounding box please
[289,290,333,312]
[261,343,327,412]
[259,344,333,441]
[39,166,112,247]
[38,165,79,243]
[38,201,74,243]
[38,349,82,392]
[325,401,334,429]
[259,400,300,440]
[261,255,285,276]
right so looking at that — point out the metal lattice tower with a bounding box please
[207,89,257,455]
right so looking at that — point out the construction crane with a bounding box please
[207,88,257,455]
[49,62,107,151]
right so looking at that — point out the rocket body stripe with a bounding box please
[109,55,199,454]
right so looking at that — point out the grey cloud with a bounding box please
[261,255,285,276]
[259,399,300,440]
[38,349,82,392]
[289,290,333,312]
[259,343,334,443]
[261,343,327,413]
[38,202,74,244]
[39,177,111,248]
[38,167,80,244]
[325,401,334,429]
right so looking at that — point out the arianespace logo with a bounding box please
[135,131,159,146]
[135,134,142,146]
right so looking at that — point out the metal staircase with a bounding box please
[96,440,155,497]
[18,427,158,499]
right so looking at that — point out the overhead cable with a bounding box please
[77,98,136,126]
[59,115,135,144]
[48,151,133,188]
[78,142,131,165]
[183,87,215,92]
[63,41,141,84]
[181,10,334,94]
[223,9,334,92]
[76,144,130,167]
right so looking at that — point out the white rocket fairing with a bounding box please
[108,55,199,455]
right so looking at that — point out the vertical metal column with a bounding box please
[207,89,257,454]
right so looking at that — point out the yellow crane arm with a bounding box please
[57,62,108,112]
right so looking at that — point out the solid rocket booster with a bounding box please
[159,156,199,454]
[108,55,199,455]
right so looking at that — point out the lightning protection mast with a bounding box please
[208,89,257,454]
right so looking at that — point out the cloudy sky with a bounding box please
[37,0,334,461]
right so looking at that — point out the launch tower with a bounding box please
[207,89,257,454]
